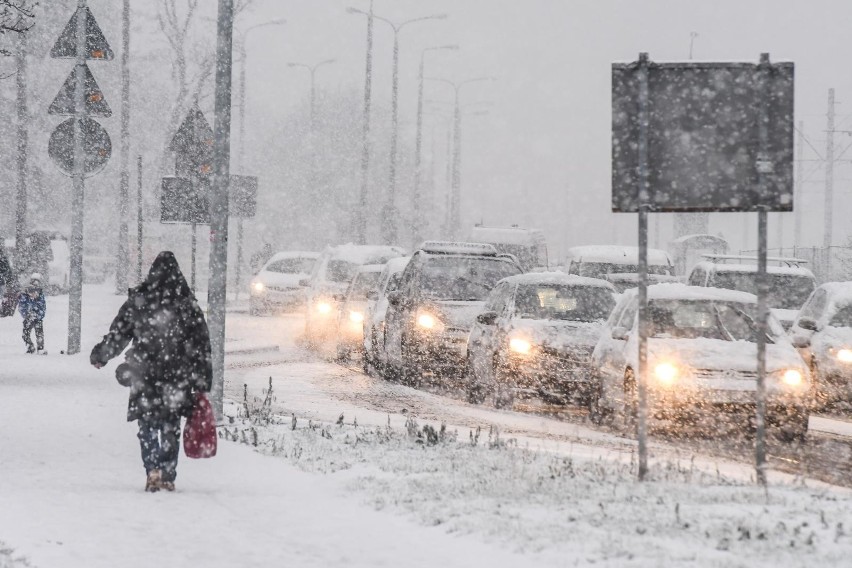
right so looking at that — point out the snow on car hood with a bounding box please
[508,319,605,351]
[646,337,805,374]
[431,301,487,331]
[771,308,799,328]
[814,325,852,349]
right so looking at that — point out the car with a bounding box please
[589,284,812,441]
[790,282,852,410]
[466,272,617,408]
[687,255,816,329]
[564,245,677,292]
[382,241,523,385]
[335,264,385,361]
[303,244,406,344]
[363,256,411,374]
[249,251,319,315]
[468,225,549,271]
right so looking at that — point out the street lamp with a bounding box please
[412,44,458,246]
[349,6,448,245]
[235,18,285,300]
[287,58,336,129]
[426,76,496,238]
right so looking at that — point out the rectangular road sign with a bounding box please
[48,63,112,117]
[612,59,794,213]
[51,6,114,60]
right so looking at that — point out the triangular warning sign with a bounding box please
[48,63,112,117]
[51,6,114,60]
[170,104,214,153]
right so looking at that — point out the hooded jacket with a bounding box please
[90,252,213,421]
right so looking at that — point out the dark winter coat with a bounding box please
[18,288,46,321]
[0,251,13,289]
[90,252,213,422]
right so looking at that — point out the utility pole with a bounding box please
[824,88,835,277]
[794,120,804,247]
[116,0,130,293]
[136,155,143,282]
[208,0,235,419]
[15,30,28,270]
[287,59,335,131]
[349,1,374,244]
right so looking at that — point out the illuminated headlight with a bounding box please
[316,301,332,315]
[252,281,264,292]
[349,310,364,323]
[416,310,444,332]
[509,337,533,355]
[654,362,679,385]
[836,349,852,363]
[781,369,803,386]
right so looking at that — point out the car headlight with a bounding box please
[349,310,364,323]
[781,369,803,386]
[416,310,444,332]
[252,281,264,292]
[836,349,852,363]
[316,301,332,315]
[654,362,679,385]
[509,337,533,355]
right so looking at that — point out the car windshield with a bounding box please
[350,272,382,299]
[648,300,774,343]
[265,258,315,274]
[420,257,520,301]
[514,285,615,322]
[829,303,852,328]
[327,260,358,283]
[711,271,815,310]
[579,262,672,278]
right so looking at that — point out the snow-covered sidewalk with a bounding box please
[0,289,525,568]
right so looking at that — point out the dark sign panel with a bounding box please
[47,117,112,177]
[160,177,210,224]
[229,175,258,218]
[50,6,115,60]
[612,60,794,213]
[48,63,112,117]
[171,104,214,181]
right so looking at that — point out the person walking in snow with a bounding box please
[90,251,212,493]
[18,273,46,354]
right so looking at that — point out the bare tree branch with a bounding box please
[0,0,37,35]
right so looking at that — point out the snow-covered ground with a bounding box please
[1,287,851,567]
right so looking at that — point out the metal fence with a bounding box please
[739,246,852,283]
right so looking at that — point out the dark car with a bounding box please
[381,242,522,386]
[466,273,616,408]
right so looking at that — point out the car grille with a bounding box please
[540,345,593,366]
[693,369,757,380]
[268,285,300,292]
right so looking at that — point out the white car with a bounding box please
[249,251,318,315]
[363,256,410,373]
[564,245,677,293]
[790,282,852,409]
[335,264,385,361]
[590,284,811,441]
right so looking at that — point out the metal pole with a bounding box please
[636,52,650,482]
[116,0,130,293]
[412,52,426,246]
[356,0,374,244]
[14,30,28,272]
[68,0,87,355]
[136,154,143,283]
[235,42,247,302]
[794,120,804,246]
[444,123,452,236]
[382,30,400,245]
[824,88,835,277]
[208,0,235,419]
[450,88,462,238]
[754,53,772,487]
[191,222,197,292]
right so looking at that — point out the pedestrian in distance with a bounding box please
[18,273,46,354]
[90,251,213,493]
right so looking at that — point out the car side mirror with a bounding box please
[611,326,629,341]
[299,278,310,287]
[791,335,811,349]
[332,293,346,302]
[366,290,378,300]
[476,311,498,326]
[798,317,819,332]
[387,291,402,306]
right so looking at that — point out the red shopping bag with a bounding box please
[183,392,218,458]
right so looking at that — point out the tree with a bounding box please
[0,1,35,46]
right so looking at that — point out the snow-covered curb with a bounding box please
[221,402,851,567]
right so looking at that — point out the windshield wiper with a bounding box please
[730,305,775,344]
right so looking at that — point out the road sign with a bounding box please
[612,59,794,213]
[160,176,210,224]
[48,117,112,177]
[48,63,112,117]
[229,175,258,218]
[171,105,214,180]
[51,6,114,60]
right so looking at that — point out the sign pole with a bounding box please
[115,0,130,294]
[136,154,143,283]
[754,53,772,486]
[636,52,650,482]
[191,222,197,292]
[68,0,87,355]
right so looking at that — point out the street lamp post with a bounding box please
[412,45,457,246]
[427,76,495,238]
[235,19,285,300]
[287,59,336,130]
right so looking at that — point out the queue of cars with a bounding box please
[250,239,852,441]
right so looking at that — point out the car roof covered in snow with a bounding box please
[384,256,411,273]
[469,226,545,245]
[818,282,852,309]
[499,271,615,290]
[267,251,319,263]
[622,283,757,304]
[324,243,406,264]
[566,245,672,266]
[692,261,815,278]
[356,263,386,274]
